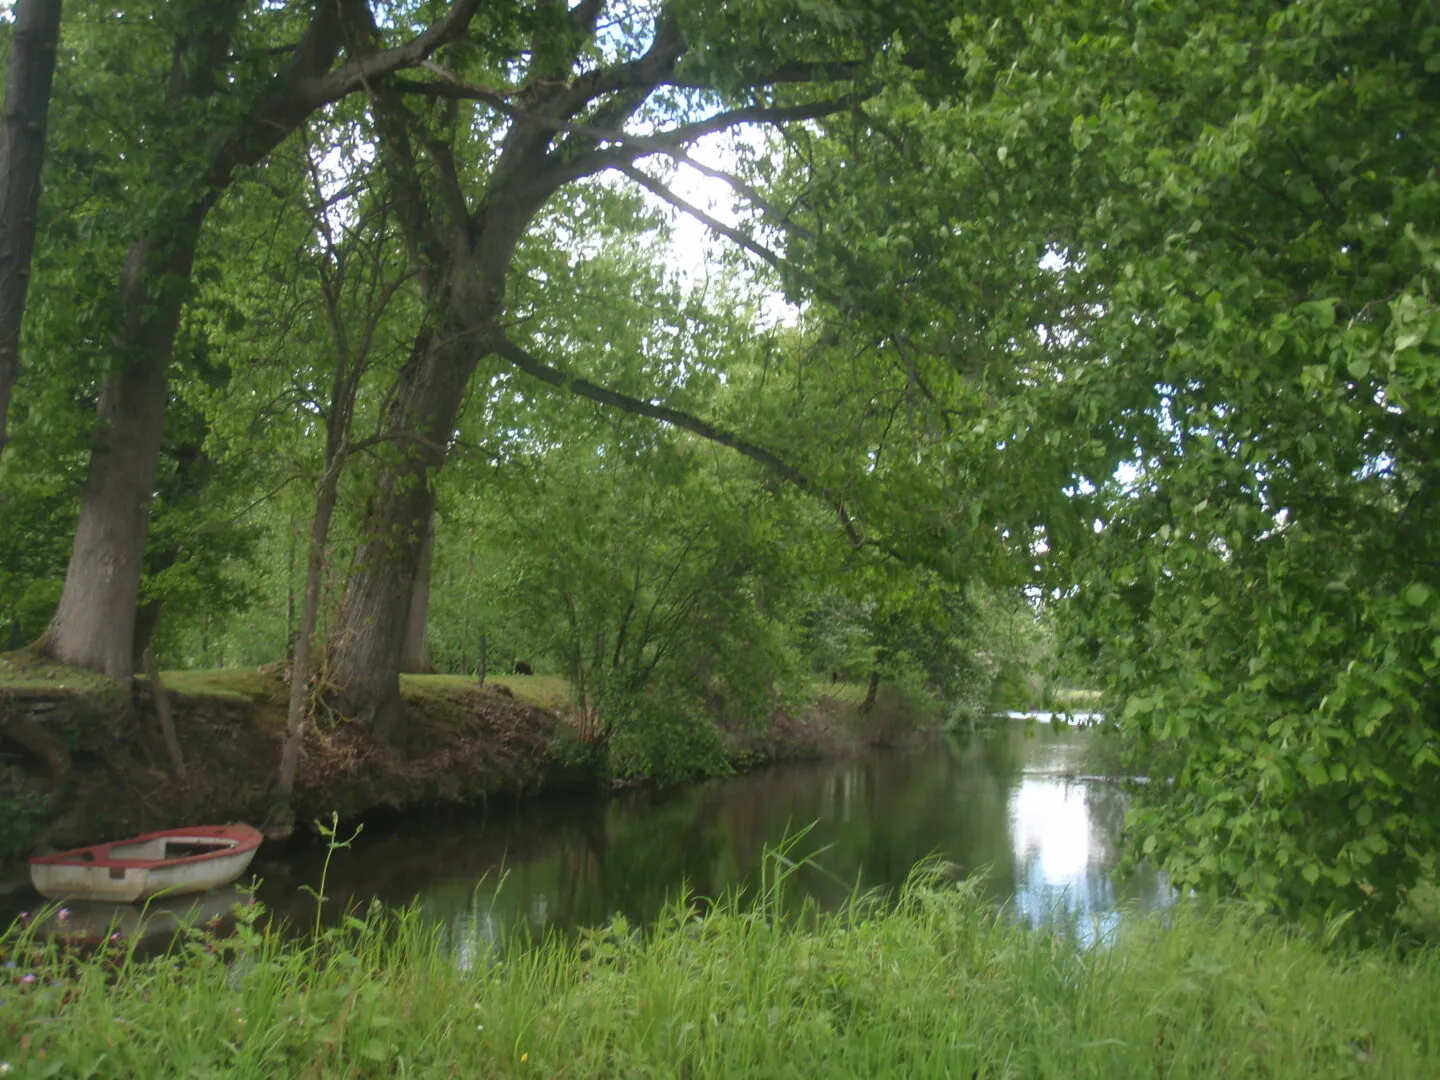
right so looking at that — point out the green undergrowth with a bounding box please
[401,673,571,713]
[0,650,115,694]
[809,678,872,704]
[153,667,286,705]
[3,872,1437,1078]
[0,658,580,719]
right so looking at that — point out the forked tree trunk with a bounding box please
[0,0,63,462]
[326,326,479,738]
[398,510,435,674]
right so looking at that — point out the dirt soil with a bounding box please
[1,655,931,879]
[0,658,559,868]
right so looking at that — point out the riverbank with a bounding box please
[3,876,1436,1078]
[0,654,920,867]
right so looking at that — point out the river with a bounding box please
[250,720,1170,948]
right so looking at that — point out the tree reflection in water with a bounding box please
[256,722,1170,953]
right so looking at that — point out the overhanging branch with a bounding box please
[487,332,866,548]
[529,96,858,204]
[617,164,786,274]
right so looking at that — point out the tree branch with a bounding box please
[555,9,686,114]
[528,95,859,203]
[664,59,868,88]
[616,164,786,274]
[300,0,484,111]
[207,0,483,194]
[486,332,865,547]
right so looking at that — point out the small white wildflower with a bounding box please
[1,1062,13,1074]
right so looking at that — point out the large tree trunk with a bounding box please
[39,231,202,678]
[0,0,63,462]
[326,326,478,737]
[398,510,435,674]
[37,0,234,678]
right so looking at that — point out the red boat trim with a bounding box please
[29,824,263,871]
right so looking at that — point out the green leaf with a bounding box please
[1299,298,1337,328]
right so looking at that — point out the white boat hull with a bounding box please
[31,849,258,903]
[29,825,262,903]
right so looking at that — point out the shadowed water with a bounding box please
[253,722,1170,949]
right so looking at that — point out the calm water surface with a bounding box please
[252,722,1170,947]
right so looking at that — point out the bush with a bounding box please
[606,687,732,785]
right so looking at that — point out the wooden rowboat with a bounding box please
[29,824,262,903]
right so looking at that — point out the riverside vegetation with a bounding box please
[2,854,1439,1079]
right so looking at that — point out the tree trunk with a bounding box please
[37,0,235,679]
[39,231,201,679]
[142,647,185,781]
[860,670,881,713]
[326,326,479,738]
[131,598,162,671]
[0,0,63,463]
[398,510,435,673]
[325,60,544,735]
[275,457,344,810]
[285,522,297,654]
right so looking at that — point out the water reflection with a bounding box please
[17,886,250,955]
[255,723,1170,950]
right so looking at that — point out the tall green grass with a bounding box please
[3,866,1438,1078]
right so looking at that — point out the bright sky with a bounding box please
[636,129,802,327]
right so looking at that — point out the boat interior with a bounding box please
[103,836,239,861]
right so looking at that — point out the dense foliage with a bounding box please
[1055,0,1440,931]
